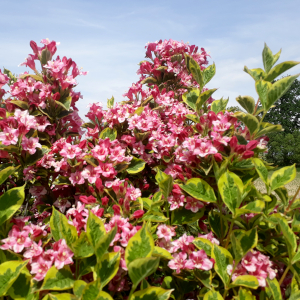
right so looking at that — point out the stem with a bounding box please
[285,185,300,213]
[254,98,260,114]
[224,219,235,249]
[278,265,290,286]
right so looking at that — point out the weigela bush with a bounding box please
[0,38,299,300]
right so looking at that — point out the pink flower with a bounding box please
[157,225,176,241]
[168,195,185,210]
[198,232,220,245]
[0,70,9,88]
[168,252,194,274]
[23,241,43,260]
[53,239,74,269]
[185,197,204,213]
[171,234,194,253]
[97,163,117,178]
[91,206,104,218]
[21,137,42,154]
[79,195,97,204]
[82,165,102,184]
[91,144,109,161]
[60,143,82,159]
[133,210,144,219]
[70,171,85,185]
[189,250,214,270]
[193,139,218,157]
[53,198,72,213]
[31,255,53,281]
[0,127,19,145]
[0,225,32,253]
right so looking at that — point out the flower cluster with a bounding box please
[0,217,73,281]
[0,38,297,300]
[227,250,276,287]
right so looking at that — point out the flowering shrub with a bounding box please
[0,38,299,300]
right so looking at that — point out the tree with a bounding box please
[264,78,300,134]
[263,79,300,166]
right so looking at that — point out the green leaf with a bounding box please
[50,207,78,247]
[40,266,74,291]
[155,170,173,200]
[25,146,50,166]
[196,88,218,112]
[182,89,199,111]
[132,286,173,300]
[185,114,199,123]
[252,158,268,185]
[127,157,146,174]
[235,200,265,217]
[203,63,216,86]
[97,291,114,300]
[203,290,223,300]
[141,77,157,84]
[262,43,281,73]
[254,123,283,138]
[270,164,296,191]
[99,127,117,141]
[125,223,154,266]
[7,268,31,299]
[40,49,51,65]
[274,187,289,207]
[187,56,204,89]
[212,244,233,287]
[0,185,25,226]
[244,66,266,81]
[289,291,300,300]
[128,257,160,290]
[194,269,212,289]
[236,96,255,114]
[153,246,173,260]
[231,228,258,263]
[231,275,259,289]
[10,100,29,110]
[72,232,94,258]
[267,74,300,110]
[179,178,217,203]
[96,252,120,289]
[80,280,101,300]
[237,288,255,300]
[208,210,228,240]
[95,226,117,261]
[235,112,259,135]
[0,260,28,296]
[171,207,204,225]
[255,79,272,112]
[269,214,297,258]
[86,210,106,248]
[48,294,77,300]
[218,171,243,215]
[291,247,300,265]
[211,98,229,114]
[265,61,300,82]
[57,95,72,111]
[266,278,282,300]
[73,280,87,298]
[107,96,114,108]
[193,238,213,256]
[142,211,169,223]
[292,210,300,233]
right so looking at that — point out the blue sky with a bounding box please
[1,0,300,119]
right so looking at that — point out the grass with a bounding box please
[254,167,300,198]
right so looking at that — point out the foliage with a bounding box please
[0,39,299,300]
[263,78,300,166]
